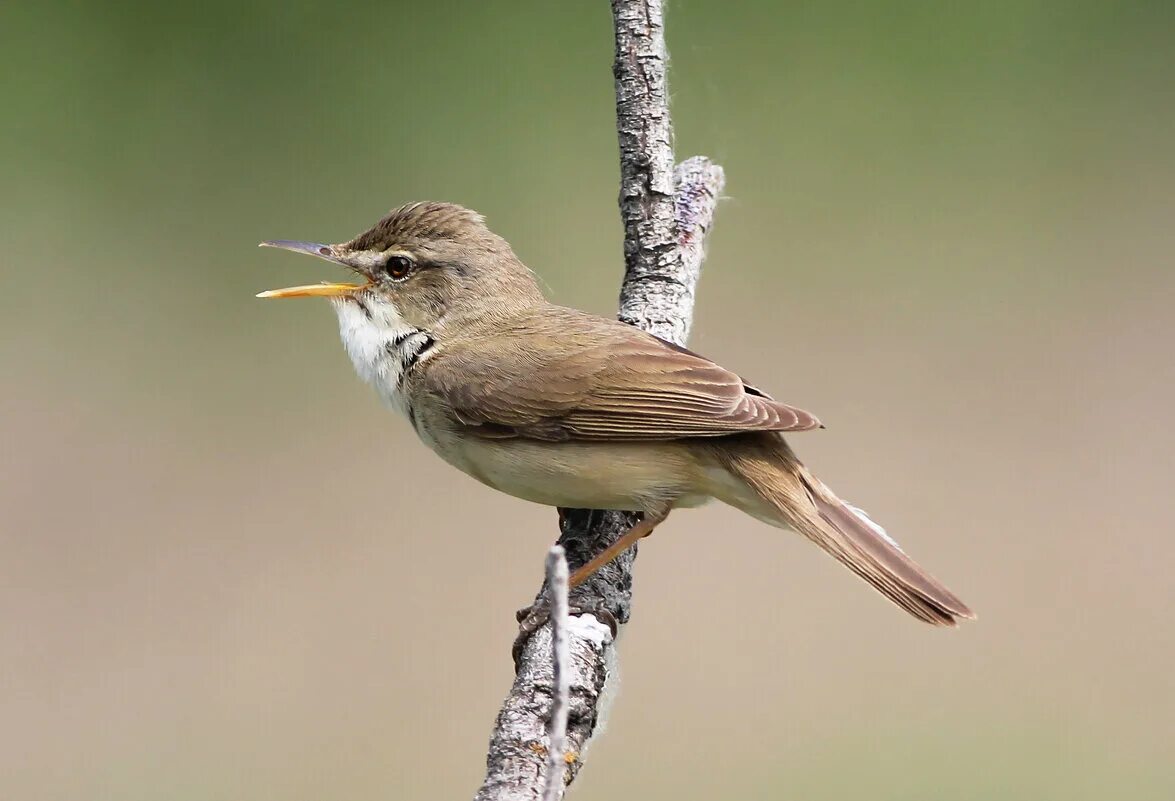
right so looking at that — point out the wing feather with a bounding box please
[422,310,821,442]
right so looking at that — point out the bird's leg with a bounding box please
[512,509,669,669]
[568,509,669,588]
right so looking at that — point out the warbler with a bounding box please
[259,202,973,625]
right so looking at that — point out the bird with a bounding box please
[258,201,973,626]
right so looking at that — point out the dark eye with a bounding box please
[384,254,415,281]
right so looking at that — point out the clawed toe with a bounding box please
[511,600,619,671]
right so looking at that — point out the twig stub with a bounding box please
[540,546,571,801]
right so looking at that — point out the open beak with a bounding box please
[256,240,370,299]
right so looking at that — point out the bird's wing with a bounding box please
[422,313,821,442]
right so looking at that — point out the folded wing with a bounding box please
[423,312,821,442]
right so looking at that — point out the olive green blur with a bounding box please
[2,2,1172,800]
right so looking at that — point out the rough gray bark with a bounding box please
[611,0,682,344]
[474,1,725,798]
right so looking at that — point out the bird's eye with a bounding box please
[384,254,415,281]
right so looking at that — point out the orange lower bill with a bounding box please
[256,282,369,299]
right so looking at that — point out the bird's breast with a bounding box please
[408,412,709,513]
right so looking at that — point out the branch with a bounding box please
[612,0,680,343]
[540,547,570,801]
[474,2,724,798]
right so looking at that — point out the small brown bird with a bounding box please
[259,202,973,625]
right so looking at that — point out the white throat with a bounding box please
[330,294,434,414]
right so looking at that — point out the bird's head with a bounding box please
[259,202,544,333]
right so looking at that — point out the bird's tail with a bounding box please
[706,436,974,626]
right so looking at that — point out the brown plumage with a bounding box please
[423,309,822,441]
[259,202,974,627]
[706,434,972,625]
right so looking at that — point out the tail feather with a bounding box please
[709,436,975,626]
[810,491,973,625]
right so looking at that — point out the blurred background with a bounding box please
[2,1,1173,799]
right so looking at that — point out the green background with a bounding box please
[2,2,1173,799]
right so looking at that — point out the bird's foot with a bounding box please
[512,600,619,671]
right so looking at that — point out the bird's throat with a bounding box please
[331,295,435,415]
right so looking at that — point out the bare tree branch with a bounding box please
[474,2,724,798]
[612,0,680,342]
[540,547,570,801]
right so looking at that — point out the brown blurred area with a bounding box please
[2,2,1173,799]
